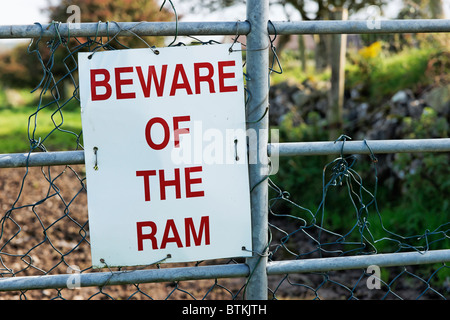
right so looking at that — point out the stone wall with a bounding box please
[269,80,450,181]
[270,80,449,137]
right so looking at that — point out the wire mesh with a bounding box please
[266,150,450,299]
[0,15,254,300]
[0,5,449,300]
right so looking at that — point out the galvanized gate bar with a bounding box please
[1,19,449,39]
[1,249,449,292]
[271,19,450,35]
[244,0,270,300]
[0,21,251,39]
[267,249,450,275]
[269,138,450,157]
[1,139,448,169]
[0,264,250,292]
[0,150,85,168]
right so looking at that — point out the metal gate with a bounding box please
[1,0,450,300]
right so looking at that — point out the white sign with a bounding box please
[78,44,252,268]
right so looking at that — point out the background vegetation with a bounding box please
[270,31,449,253]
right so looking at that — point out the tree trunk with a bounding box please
[429,0,444,19]
[299,35,306,72]
[314,34,329,72]
[327,8,348,142]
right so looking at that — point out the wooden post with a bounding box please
[327,8,348,141]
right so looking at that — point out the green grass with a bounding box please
[270,50,331,86]
[0,105,82,154]
[345,43,448,104]
[363,47,436,101]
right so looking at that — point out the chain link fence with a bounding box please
[1,1,450,300]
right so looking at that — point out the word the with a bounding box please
[136,166,204,202]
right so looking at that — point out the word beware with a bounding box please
[90,61,238,101]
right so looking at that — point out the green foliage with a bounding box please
[0,44,47,88]
[47,0,173,48]
[402,107,449,139]
[392,102,450,225]
[369,47,434,99]
[272,111,450,252]
[346,44,438,102]
[271,111,356,214]
[0,0,174,90]
[0,103,82,153]
[284,0,387,20]
[272,44,450,253]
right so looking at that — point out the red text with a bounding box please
[90,61,238,101]
[136,216,211,251]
